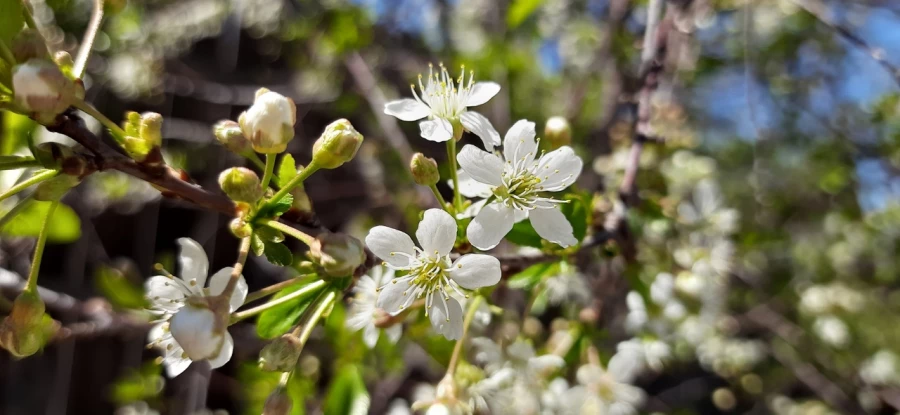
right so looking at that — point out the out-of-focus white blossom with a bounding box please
[859,350,900,386]
[346,266,402,348]
[812,315,850,348]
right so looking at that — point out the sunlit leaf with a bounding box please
[507,0,544,29]
[323,365,369,415]
[256,281,324,339]
[1,200,81,243]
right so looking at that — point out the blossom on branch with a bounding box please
[365,209,501,340]
[457,119,583,250]
[383,63,501,149]
[346,266,403,348]
[144,238,248,377]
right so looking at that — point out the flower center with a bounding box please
[496,170,544,210]
[411,63,475,120]
[391,251,468,319]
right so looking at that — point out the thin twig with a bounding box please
[73,0,104,78]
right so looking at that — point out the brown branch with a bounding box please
[789,0,900,88]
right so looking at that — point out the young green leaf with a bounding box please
[508,261,559,290]
[256,281,325,339]
[0,200,81,242]
[264,241,293,267]
[323,365,369,415]
[277,154,297,188]
[0,0,24,47]
[251,233,265,256]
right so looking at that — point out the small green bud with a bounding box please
[263,387,294,415]
[33,173,81,201]
[239,89,296,154]
[214,120,251,154]
[140,112,163,148]
[12,59,78,124]
[229,218,253,239]
[219,167,263,203]
[544,116,571,149]
[0,291,48,358]
[308,233,366,277]
[311,119,363,169]
[259,334,303,372]
[410,152,439,186]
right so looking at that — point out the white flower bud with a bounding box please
[544,116,571,149]
[214,120,251,154]
[308,233,366,277]
[168,303,225,361]
[238,89,297,154]
[12,59,77,122]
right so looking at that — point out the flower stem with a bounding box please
[0,195,33,230]
[259,153,276,192]
[220,235,252,299]
[0,169,58,204]
[292,290,337,345]
[230,279,327,323]
[0,157,41,170]
[73,0,104,79]
[446,295,484,377]
[244,275,312,304]
[73,100,128,142]
[428,184,449,212]
[246,152,267,173]
[265,161,319,210]
[26,201,57,293]
[446,139,462,212]
[258,219,315,246]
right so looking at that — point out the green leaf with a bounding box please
[256,225,285,243]
[264,241,293,267]
[256,281,324,339]
[508,261,559,290]
[1,111,37,155]
[560,195,589,243]
[251,233,265,256]
[1,200,81,243]
[95,265,146,309]
[277,154,297,188]
[323,365,369,415]
[0,0,24,46]
[505,220,544,248]
[258,193,294,218]
[507,0,543,29]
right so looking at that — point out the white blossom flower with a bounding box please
[616,338,671,373]
[145,238,248,377]
[383,63,500,149]
[812,315,850,348]
[678,178,739,235]
[346,266,403,348]
[859,350,900,386]
[457,119,583,250]
[470,338,564,413]
[564,355,646,415]
[366,209,501,340]
[543,263,591,306]
[238,89,297,153]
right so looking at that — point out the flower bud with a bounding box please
[214,120,251,154]
[259,334,303,372]
[140,112,163,148]
[544,116,571,149]
[33,173,81,201]
[311,119,363,169]
[12,59,78,123]
[410,153,439,186]
[308,233,365,277]
[229,218,253,239]
[168,302,226,361]
[12,29,48,62]
[0,291,48,358]
[219,167,263,203]
[263,388,293,415]
[238,89,296,154]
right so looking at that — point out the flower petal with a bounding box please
[503,120,538,165]
[457,145,504,187]
[163,356,192,378]
[529,355,566,374]
[449,254,501,289]
[384,99,430,121]
[145,275,187,308]
[429,297,464,340]
[207,267,248,312]
[376,276,414,314]
[456,198,488,220]
[177,238,209,290]
[608,348,644,383]
[454,170,494,198]
[385,324,402,344]
[208,332,234,369]
[530,207,578,247]
[467,202,515,250]
[460,111,500,149]
[416,209,458,258]
[419,118,454,142]
[466,82,501,107]
[365,226,417,267]
[535,146,582,191]
[362,324,379,348]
